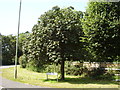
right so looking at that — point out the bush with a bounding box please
[44,63,60,73]
[65,66,85,76]
[26,60,47,73]
[19,54,46,72]
[65,61,86,76]
[19,54,27,68]
[100,73,115,80]
[86,67,115,80]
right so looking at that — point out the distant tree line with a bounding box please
[1,31,29,65]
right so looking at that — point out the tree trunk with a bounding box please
[60,59,65,80]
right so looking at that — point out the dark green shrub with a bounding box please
[86,67,115,80]
[100,72,115,80]
[26,61,46,72]
[44,63,60,73]
[44,64,55,73]
[19,54,27,68]
[65,61,88,76]
[87,68,104,76]
[65,65,85,76]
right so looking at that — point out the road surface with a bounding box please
[0,65,49,89]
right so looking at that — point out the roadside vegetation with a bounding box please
[0,66,119,88]
[1,1,120,87]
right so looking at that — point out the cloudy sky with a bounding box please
[0,0,89,35]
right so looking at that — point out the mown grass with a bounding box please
[0,66,119,88]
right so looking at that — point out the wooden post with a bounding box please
[57,74,58,82]
[46,74,48,80]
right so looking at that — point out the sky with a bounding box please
[0,0,89,35]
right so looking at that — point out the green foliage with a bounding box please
[64,61,116,80]
[44,64,60,73]
[2,66,118,88]
[86,68,105,80]
[22,26,50,71]
[2,35,16,65]
[37,6,84,62]
[82,2,120,61]
[65,65,83,76]
[18,31,30,57]
[26,60,46,72]
[86,68,115,80]
[18,31,31,67]
[65,61,86,76]
[19,54,27,68]
[40,6,84,79]
[1,31,30,65]
[21,31,47,71]
[22,6,84,80]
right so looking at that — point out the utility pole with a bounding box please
[0,33,2,67]
[14,0,22,79]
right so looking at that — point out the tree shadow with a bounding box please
[43,79,58,83]
[43,77,119,85]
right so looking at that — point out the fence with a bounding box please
[82,62,120,68]
[72,62,120,81]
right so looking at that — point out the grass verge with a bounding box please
[0,66,119,88]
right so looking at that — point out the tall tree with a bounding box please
[18,31,30,57]
[2,32,30,65]
[82,2,120,62]
[24,6,84,80]
[23,25,49,72]
[2,35,16,65]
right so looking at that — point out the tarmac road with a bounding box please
[0,65,49,89]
